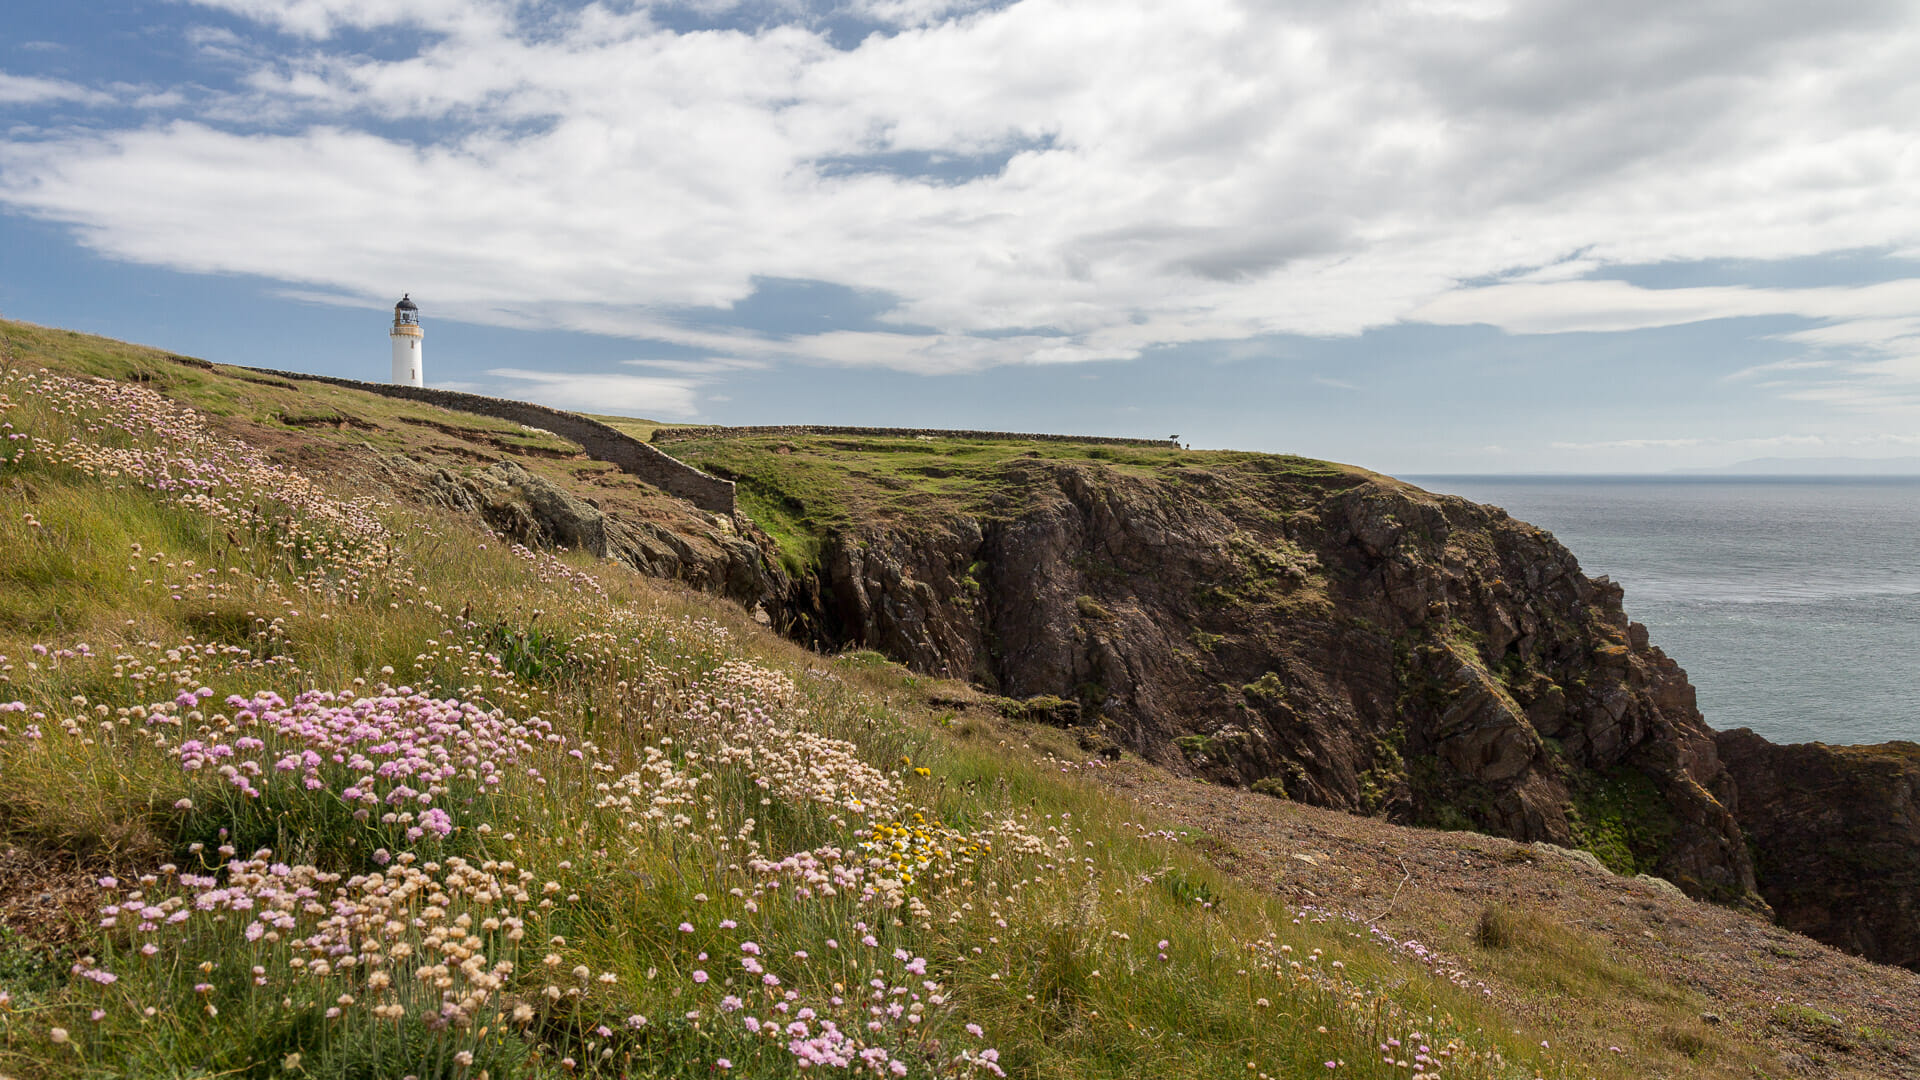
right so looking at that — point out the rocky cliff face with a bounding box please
[378,456,782,607]
[1715,732,1920,972]
[763,455,1765,909]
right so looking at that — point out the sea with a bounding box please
[1406,476,1920,747]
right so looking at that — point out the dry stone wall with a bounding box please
[234,366,735,515]
[652,424,1179,449]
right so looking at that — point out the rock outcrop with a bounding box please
[762,457,1766,909]
[1714,732,1920,972]
[385,457,780,605]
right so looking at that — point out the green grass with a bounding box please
[1567,768,1680,878]
[1469,903,1736,1068]
[0,317,585,463]
[0,320,1685,1079]
[582,414,686,444]
[667,431,1367,576]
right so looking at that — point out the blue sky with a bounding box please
[5,0,1920,474]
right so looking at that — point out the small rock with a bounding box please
[1632,873,1688,900]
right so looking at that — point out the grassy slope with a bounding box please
[0,319,1845,1080]
[584,415,689,446]
[2,321,582,460]
[0,321,733,548]
[666,431,1366,576]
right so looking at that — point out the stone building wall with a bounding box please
[235,366,736,515]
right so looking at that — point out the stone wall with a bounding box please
[233,366,735,515]
[652,424,1180,449]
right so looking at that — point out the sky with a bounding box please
[4,1,1920,474]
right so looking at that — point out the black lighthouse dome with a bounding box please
[395,293,418,312]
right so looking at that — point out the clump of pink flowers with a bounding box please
[173,686,568,843]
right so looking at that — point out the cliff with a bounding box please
[12,314,1913,979]
[1716,732,1920,972]
[669,433,1767,909]
[9,317,1920,1078]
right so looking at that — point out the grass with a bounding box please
[1471,904,1684,1006]
[1467,903,1742,1068]
[0,320,1726,1079]
[581,414,689,444]
[0,320,582,461]
[664,432,1367,577]
[1567,769,1679,878]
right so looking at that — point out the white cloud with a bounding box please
[0,72,114,107]
[182,0,512,40]
[1547,433,1920,453]
[1408,279,1920,336]
[1724,358,1836,381]
[843,0,1001,29]
[623,356,768,376]
[1549,437,1711,451]
[3,0,1920,404]
[484,368,703,416]
[1410,277,1920,411]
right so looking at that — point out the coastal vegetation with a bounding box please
[662,430,1355,580]
[0,332,1569,1078]
[1,319,1915,1078]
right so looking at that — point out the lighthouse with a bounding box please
[389,294,423,386]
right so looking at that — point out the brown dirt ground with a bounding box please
[1096,758,1920,1080]
[0,846,104,950]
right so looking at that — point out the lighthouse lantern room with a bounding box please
[390,294,423,386]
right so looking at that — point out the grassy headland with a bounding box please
[663,430,1362,578]
[0,319,1910,1078]
[0,326,1569,1079]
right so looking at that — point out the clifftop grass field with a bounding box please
[0,330,1567,1078]
[3,320,1914,1079]
[660,429,1361,579]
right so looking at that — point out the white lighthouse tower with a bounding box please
[389,294,423,386]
